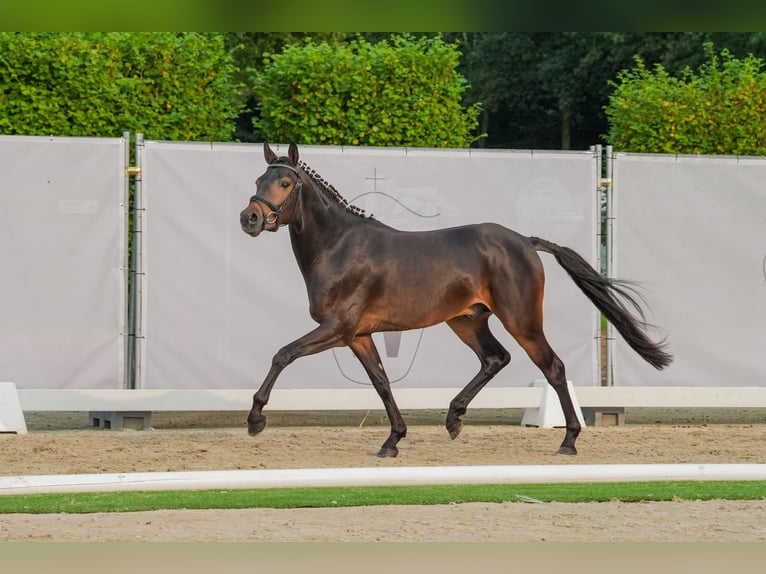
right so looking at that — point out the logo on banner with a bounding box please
[349,166,442,232]
[332,329,426,385]
[330,168,437,384]
[515,177,585,242]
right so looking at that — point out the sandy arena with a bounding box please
[1,408,765,542]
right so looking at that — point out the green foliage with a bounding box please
[605,44,766,155]
[0,32,241,140]
[252,34,481,148]
[224,32,347,142]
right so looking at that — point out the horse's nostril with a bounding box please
[241,211,258,228]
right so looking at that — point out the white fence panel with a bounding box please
[613,153,766,386]
[139,142,599,395]
[0,136,127,389]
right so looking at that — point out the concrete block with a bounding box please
[582,407,625,426]
[89,411,152,430]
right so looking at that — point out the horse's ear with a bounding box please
[288,141,299,167]
[263,141,277,165]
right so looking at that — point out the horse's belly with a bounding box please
[357,296,486,334]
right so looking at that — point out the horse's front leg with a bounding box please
[248,322,346,436]
[350,334,406,457]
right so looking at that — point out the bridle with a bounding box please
[249,162,303,232]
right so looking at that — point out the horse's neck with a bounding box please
[288,182,355,272]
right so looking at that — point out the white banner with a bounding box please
[0,136,127,389]
[613,153,766,386]
[139,142,599,392]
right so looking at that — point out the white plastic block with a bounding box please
[521,379,586,428]
[0,382,28,434]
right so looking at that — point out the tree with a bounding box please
[605,45,766,155]
[0,32,241,141]
[459,33,671,150]
[251,34,481,148]
[224,33,346,142]
[455,32,766,151]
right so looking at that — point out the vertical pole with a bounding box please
[126,133,144,390]
[605,145,615,387]
[122,132,131,389]
[594,145,603,273]
[593,145,603,386]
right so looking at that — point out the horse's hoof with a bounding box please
[247,416,267,436]
[557,445,577,455]
[446,418,463,440]
[377,446,399,458]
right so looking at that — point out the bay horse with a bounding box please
[240,142,671,457]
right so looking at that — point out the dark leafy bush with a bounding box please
[605,44,766,155]
[252,35,481,148]
[0,32,241,141]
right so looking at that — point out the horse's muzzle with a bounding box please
[240,208,263,237]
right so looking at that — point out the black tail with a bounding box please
[530,236,672,370]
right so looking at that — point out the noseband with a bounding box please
[249,163,303,232]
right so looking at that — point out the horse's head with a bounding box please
[240,141,303,237]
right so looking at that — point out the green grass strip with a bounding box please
[1,480,764,514]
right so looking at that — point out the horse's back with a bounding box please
[356,221,542,284]
[348,222,544,327]
[385,221,532,255]
[431,222,542,274]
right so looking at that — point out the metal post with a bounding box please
[604,145,615,387]
[592,145,604,386]
[125,133,144,390]
[122,132,131,389]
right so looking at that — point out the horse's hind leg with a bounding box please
[445,315,511,440]
[511,329,581,455]
[350,334,407,458]
[491,250,581,454]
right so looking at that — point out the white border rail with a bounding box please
[17,386,766,411]
[2,464,766,495]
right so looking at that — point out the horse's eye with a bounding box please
[281,181,290,188]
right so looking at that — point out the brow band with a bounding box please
[267,163,301,176]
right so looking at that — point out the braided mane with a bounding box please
[298,160,374,220]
